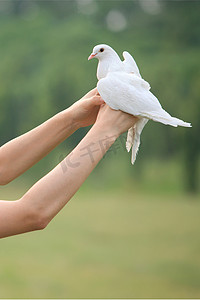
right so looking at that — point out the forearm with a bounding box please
[0,109,78,184]
[22,124,117,224]
[0,125,117,238]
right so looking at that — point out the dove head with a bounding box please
[88,44,121,80]
[88,44,118,61]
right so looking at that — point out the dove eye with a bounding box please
[100,48,104,53]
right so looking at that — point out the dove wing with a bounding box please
[122,51,150,90]
[97,72,161,116]
[97,72,191,127]
[123,51,141,78]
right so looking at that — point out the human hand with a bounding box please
[69,88,104,128]
[94,104,138,137]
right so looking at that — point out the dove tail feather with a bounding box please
[126,118,148,165]
[131,133,141,165]
[143,111,192,128]
[126,127,135,152]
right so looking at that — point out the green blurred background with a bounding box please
[0,0,200,298]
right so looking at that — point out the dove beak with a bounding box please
[88,53,97,60]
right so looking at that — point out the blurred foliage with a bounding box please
[0,0,199,193]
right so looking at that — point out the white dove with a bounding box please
[88,44,191,164]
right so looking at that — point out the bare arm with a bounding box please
[0,88,103,185]
[0,105,137,238]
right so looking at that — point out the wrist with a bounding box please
[92,122,120,139]
[66,105,84,129]
[57,108,80,133]
[91,123,119,141]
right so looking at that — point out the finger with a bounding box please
[98,102,107,112]
[90,95,105,105]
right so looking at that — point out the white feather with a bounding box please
[97,73,191,127]
[123,51,149,163]
[123,51,141,78]
[89,44,191,164]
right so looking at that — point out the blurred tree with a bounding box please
[0,0,199,193]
